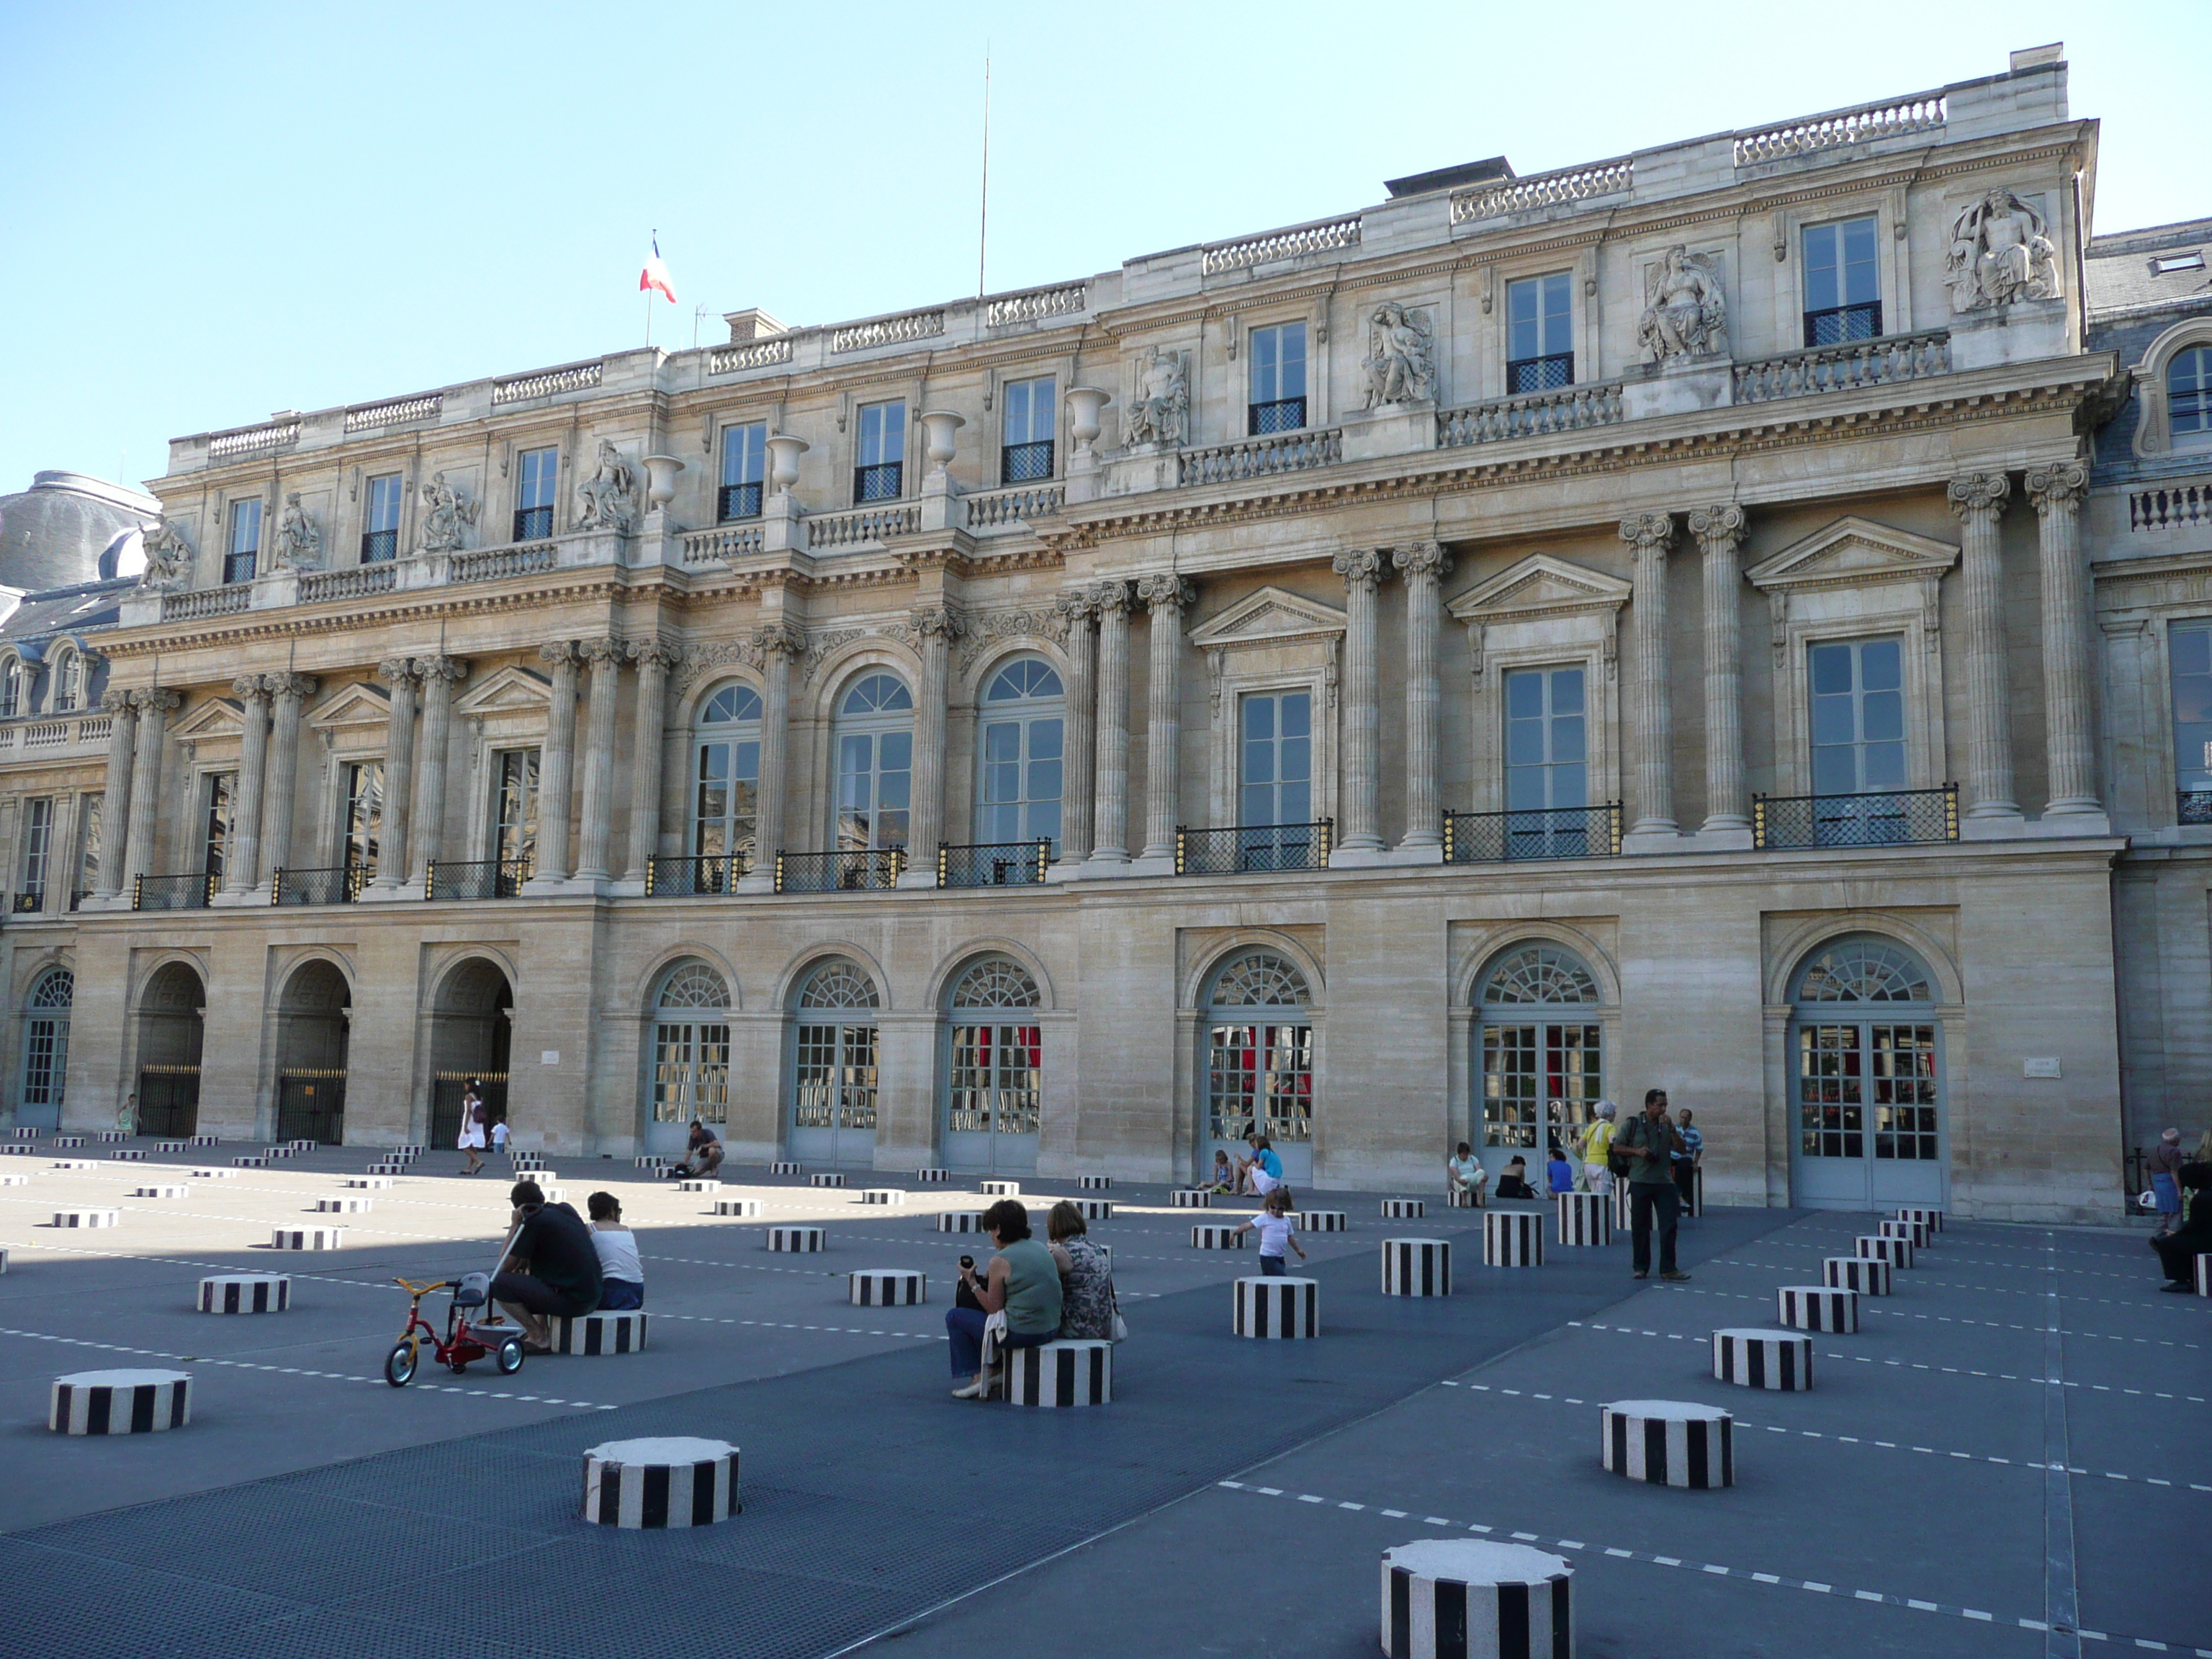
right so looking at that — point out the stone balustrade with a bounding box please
[1451,159,1631,223]
[161,585,252,621]
[298,565,398,603]
[492,361,603,404]
[1732,331,1951,404]
[2129,479,2212,532]
[1178,427,1341,486]
[0,714,109,754]
[806,503,922,550]
[1437,383,1623,446]
[1201,215,1361,274]
[343,393,442,433]
[682,524,765,563]
[984,282,1087,327]
[830,309,945,354]
[964,483,1064,529]
[707,336,794,374]
[1732,93,1946,165]
[449,543,557,584]
[206,420,300,459]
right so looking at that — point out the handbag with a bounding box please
[1109,1276,1128,1343]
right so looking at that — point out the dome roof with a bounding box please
[0,472,161,593]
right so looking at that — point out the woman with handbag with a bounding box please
[945,1199,1063,1399]
[1046,1200,1117,1340]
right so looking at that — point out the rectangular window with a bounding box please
[948,1022,1043,1136]
[225,498,261,585]
[493,747,540,867]
[1,663,18,719]
[1802,216,1881,346]
[1503,666,1588,811]
[2172,623,2212,797]
[854,401,905,503]
[200,771,238,879]
[1506,273,1575,392]
[718,422,767,521]
[2172,348,2212,438]
[692,734,759,858]
[836,729,912,850]
[1248,323,1308,435]
[1239,691,1313,827]
[343,761,383,871]
[20,796,53,908]
[1809,638,1906,794]
[74,791,101,904]
[362,474,404,562]
[1000,377,1056,483]
[514,447,559,541]
[54,655,80,712]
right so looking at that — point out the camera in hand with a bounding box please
[955,1253,984,1312]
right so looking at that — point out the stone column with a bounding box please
[906,605,966,880]
[1947,472,2019,819]
[1392,544,1450,853]
[1621,512,1678,837]
[2028,461,2100,817]
[536,642,580,880]
[1090,580,1133,863]
[1138,575,1194,863]
[122,689,179,887]
[371,660,418,890]
[261,674,317,878]
[1690,503,1750,832]
[751,624,804,877]
[93,690,136,899]
[225,677,273,892]
[575,639,626,881]
[626,639,680,883]
[410,657,468,881]
[1053,589,1097,865]
[1333,549,1388,853]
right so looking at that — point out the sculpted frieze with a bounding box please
[1637,246,1727,363]
[1945,188,2062,313]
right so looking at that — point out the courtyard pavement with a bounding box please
[0,1141,2203,1658]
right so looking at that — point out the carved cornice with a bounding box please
[1331,549,1388,592]
[2026,460,2088,513]
[1946,472,2013,520]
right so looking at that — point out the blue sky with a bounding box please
[2,1,2204,496]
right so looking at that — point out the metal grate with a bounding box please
[1505,353,1573,395]
[853,462,902,504]
[999,440,1054,485]
[646,854,745,896]
[1753,785,1957,849]
[937,840,1050,889]
[2180,788,2212,825]
[1174,821,1331,876]
[1803,302,1882,349]
[359,529,399,564]
[775,849,903,894]
[512,506,554,542]
[1246,397,1306,437]
[1444,804,1623,863]
[12,890,42,914]
[426,858,529,899]
[222,553,258,586]
[132,873,214,911]
[717,482,763,522]
[271,866,366,906]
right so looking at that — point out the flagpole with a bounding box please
[977,49,990,302]
[646,228,656,349]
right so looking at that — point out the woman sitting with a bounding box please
[1046,1200,1116,1340]
[1494,1155,1537,1200]
[587,1191,645,1310]
[945,1198,1064,1398]
[1447,1141,1488,1208]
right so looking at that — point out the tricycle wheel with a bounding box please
[496,1337,524,1375]
[385,1341,417,1388]
[448,1357,469,1374]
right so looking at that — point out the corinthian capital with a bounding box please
[1390,543,1452,583]
[232,675,273,704]
[539,641,580,672]
[1091,578,1134,616]
[1053,587,1097,626]
[1946,472,2013,521]
[266,673,320,702]
[2026,460,2088,514]
[1618,512,1676,557]
[376,657,418,687]
[1686,503,1748,546]
[1331,549,1388,592]
[911,604,967,642]
[132,688,181,715]
[751,621,806,661]
[413,656,472,685]
[578,637,627,669]
[101,688,132,715]
[630,637,683,672]
[1136,573,1195,614]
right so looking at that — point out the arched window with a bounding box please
[1204,950,1315,1180]
[833,673,914,852]
[651,960,731,1129]
[20,967,72,1130]
[52,650,81,714]
[791,958,879,1164]
[2170,344,2212,441]
[943,957,1042,1172]
[693,683,763,869]
[0,656,20,720]
[1477,945,1602,1151]
[976,659,1064,852]
[1789,935,1944,1210]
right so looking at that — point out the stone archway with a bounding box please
[274,960,351,1145]
[429,957,512,1147]
[136,961,206,1137]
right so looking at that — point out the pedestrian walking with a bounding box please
[458,1081,487,1175]
[1615,1088,1690,1281]
[2147,1128,2188,1236]
[1579,1102,1618,1194]
[490,1113,511,1162]
[1672,1107,1703,1214]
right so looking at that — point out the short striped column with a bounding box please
[109,1148,145,1161]
[1711,1328,1814,1390]
[133,1184,190,1200]
[53,1209,119,1228]
[1298,1209,1348,1232]
[53,1136,84,1148]
[190,1134,221,1148]
[50,1159,98,1170]
[1078,1174,1112,1190]
[1381,1198,1426,1220]
[634,1156,670,1172]
[1007,1340,1111,1407]
[935,1211,986,1232]
[511,1153,545,1169]
[1880,1217,1930,1249]
[366,1162,408,1177]
[190,1168,237,1180]
[1556,1191,1612,1246]
[0,1172,24,1187]
[315,1197,372,1213]
[271,1227,345,1250]
[860,1189,907,1205]
[0,1143,32,1155]
[1779,1285,1858,1333]
[539,1187,568,1202]
[97,1132,127,1143]
[677,1179,719,1193]
[1855,1233,1914,1270]
[581,1437,738,1528]
[1381,1540,1573,1659]
[914,1167,951,1183]
[767,1226,825,1252]
[155,1140,191,1153]
[2195,1254,2212,1297]
[1614,1180,1633,1230]
[1382,1238,1451,1296]
[9,1126,35,1136]
[977,1179,1020,1196]
[849,1269,925,1305]
[549,1311,649,1354]
[809,1172,846,1189]
[199,1274,290,1314]
[346,1176,395,1189]
[1233,1275,1318,1338]
[1191,1223,1248,1250]
[1600,1399,1733,1488]
[50,1370,192,1435]
[1682,1166,1704,1216]
[287,1138,317,1152]
[233,1155,269,1168]
[1171,1189,1213,1208]
[1485,1210,1545,1267]
[771,1161,803,1175]
[1822,1256,1892,1296]
[1071,1198,1113,1220]
[1447,1187,1481,1208]
[1895,1205,1943,1233]
[713,1198,762,1217]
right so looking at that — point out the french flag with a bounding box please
[639,236,676,304]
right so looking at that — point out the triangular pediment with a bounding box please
[171,696,243,741]
[1449,554,1632,622]
[1190,586,1346,649]
[454,665,551,717]
[306,680,392,732]
[1747,516,1959,593]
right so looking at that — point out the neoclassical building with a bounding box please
[4,44,2200,1221]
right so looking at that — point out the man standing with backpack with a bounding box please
[1615,1088,1691,1282]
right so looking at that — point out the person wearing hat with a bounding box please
[1580,1102,1619,1195]
[2147,1128,2188,1236]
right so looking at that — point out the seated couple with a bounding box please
[488,1183,645,1352]
[945,1199,1117,1400]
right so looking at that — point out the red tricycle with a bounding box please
[385,1269,526,1385]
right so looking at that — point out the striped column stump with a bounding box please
[849,1269,925,1306]
[346,1177,395,1190]
[189,1168,238,1180]
[582,1437,738,1528]
[271,1226,345,1250]
[233,1156,269,1169]
[1071,1198,1113,1220]
[1682,1166,1704,1216]
[199,1274,289,1314]
[315,1197,372,1213]
[771,1161,804,1176]
[288,1138,317,1152]
[51,1159,99,1170]
[1895,1205,1944,1233]
[1484,1210,1546,1266]
[0,1172,25,1186]
[511,1155,545,1169]
[540,1187,568,1203]
[1170,1189,1213,1208]
[1778,1285,1858,1333]
[1381,1539,1573,1659]
[712,1198,763,1218]
[50,1370,192,1435]
[1556,1191,1613,1246]
[266,1148,298,1160]
[53,1209,119,1228]
[767,1226,825,1252]
[1382,1198,1426,1220]
[1191,1223,1248,1249]
[132,1184,190,1200]
[550,1311,649,1354]
[10,1126,35,1136]
[1711,1327,1815,1390]
[0,1246,7,1267]
[1822,1256,1892,1296]
[1298,1210,1348,1232]
[1233,1275,1319,1338]
[97,1132,128,1143]
[634,1156,670,1171]
[677,1179,720,1193]
[1007,1339,1111,1407]
[810,1173,847,1190]
[1447,1187,1480,1208]
[2193,1254,2212,1295]
[155,1141,191,1153]
[1382,1238,1452,1296]
[109,1149,146,1161]
[860,1189,908,1205]
[53,1136,85,1148]
[1,1143,32,1155]
[1078,1174,1112,1190]
[1600,1399,1733,1488]
[366,1163,408,1177]
[914,1168,951,1183]
[977,1179,1020,1197]
[1880,1217,1930,1249]
[935,1212,986,1232]
[189,1135,220,1148]
[1855,1234,1914,1270]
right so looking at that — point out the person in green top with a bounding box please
[946,1198,1065,1399]
[1614,1088,1691,1282]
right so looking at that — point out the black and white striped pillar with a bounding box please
[1298,1209,1348,1232]
[53,1136,85,1148]
[132,1184,189,1200]
[1069,1198,1112,1220]
[367,1162,407,1177]
[860,1189,908,1205]
[935,1211,985,1232]
[915,1167,952,1183]
[50,1370,192,1434]
[1382,1198,1426,1220]
[1382,1238,1451,1296]
[271,1226,345,1250]
[233,1155,269,1168]
[109,1148,145,1161]
[1711,1327,1815,1390]
[1171,1189,1213,1208]
[1191,1223,1248,1250]
[1855,1233,1914,1270]
[198,1274,290,1313]
[849,1269,925,1305]
[1601,1399,1733,1488]
[53,1209,119,1228]
[977,1179,1020,1197]
[1895,1205,1943,1233]
[549,1311,649,1354]
[2195,1254,2211,1297]
[1556,1191,1612,1246]
[1233,1275,1318,1338]
[190,1167,237,1180]
[1007,1340,1112,1407]
[50,1159,99,1170]
[678,1178,720,1193]
[635,1156,670,1172]
[581,1437,738,1528]
[288,1139,317,1152]
[1447,1187,1480,1208]
[1822,1255,1892,1296]
[772,1161,803,1176]
[712,1197,762,1217]
[96,1130,127,1143]
[346,1176,394,1190]
[315,1197,372,1213]
[766,1226,824,1252]
[810,1172,847,1189]
[1880,1217,1930,1249]
[1078,1174,1112,1190]
[1485,1210,1545,1267]
[1779,1285,1858,1333]
[1380,1539,1573,1659]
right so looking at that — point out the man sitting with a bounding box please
[490,1180,603,1354]
[1236,1133,1285,1197]
[670,1119,724,1179]
[2152,1164,2212,1292]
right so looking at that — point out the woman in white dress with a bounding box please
[458,1083,487,1174]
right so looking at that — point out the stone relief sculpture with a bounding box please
[1945,188,2062,313]
[1637,246,1728,363]
[575,439,637,533]
[270,492,323,570]
[416,472,480,553]
[137,518,194,588]
[1361,302,1437,406]
[1121,346,1190,448]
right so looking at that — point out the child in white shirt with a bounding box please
[490,1118,511,1159]
[1233,1188,1307,1274]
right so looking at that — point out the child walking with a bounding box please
[1233,1187,1308,1275]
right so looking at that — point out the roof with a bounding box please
[2086,217,2212,320]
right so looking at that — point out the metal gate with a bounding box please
[277,1069,347,1145]
[430,1071,508,1148]
[137,1066,201,1137]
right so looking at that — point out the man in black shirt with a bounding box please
[490,1180,603,1352]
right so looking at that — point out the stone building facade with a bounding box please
[3,44,2194,1222]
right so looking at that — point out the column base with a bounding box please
[736,873,776,894]
[209,888,261,909]
[607,876,648,897]
[1046,858,1091,884]
[1327,845,1394,869]
[518,876,574,896]
[1621,824,1684,855]
[1079,852,1133,878]
[1962,801,2023,821]
[1389,840,1446,866]
[894,870,938,891]
[1963,811,2112,840]
[356,883,417,904]
[75,894,130,913]
[1127,853,1177,877]
[1688,823,1755,852]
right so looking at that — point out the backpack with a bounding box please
[1606,1120,1636,1177]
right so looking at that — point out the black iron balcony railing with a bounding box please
[1804,301,1883,348]
[426,858,530,900]
[2180,788,2212,825]
[1174,820,1333,876]
[1000,440,1055,485]
[271,865,368,906]
[938,839,1051,889]
[775,848,904,894]
[512,505,554,541]
[1506,353,1573,394]
[717,481,763,522]
[853,462,903,504]
[1247,397,1307,436]
[359,528,399,563]
[646,853,746,896]
[134,872,215,912]
[11,891,42,914]
[1753,785,1958,850]
[1444,804,1624,863]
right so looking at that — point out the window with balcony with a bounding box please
[719,423,766,521]
[343,761,382,873]
[834,673,913,850]
[1810,639,1906,796]
[693,685,761,860]
[1505,667,1588,811]
[363,474,403,562]
[2172,624,2212,821]
[1506,274,1574,392]
[1000,377,1056,482]
[2169,346,2212,447]
[1240,691,1312,826]
[513,447,558,541]
[1248,323,1308,434]
[74,792,100,907]
[1803,216,1881,346]
[492,747,540,867]
[854,402,906,503]
[976,659,1063,850]
[19,796,53,910]
[199,771,238,881]
[225,498,261,585]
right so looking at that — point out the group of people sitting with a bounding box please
[2148,1127,2212,1292]
[1204,1131,1287,1197]
[946,1198,1120,1399]
[486,1182,647,1352]
[1446,1100,1705,1206]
